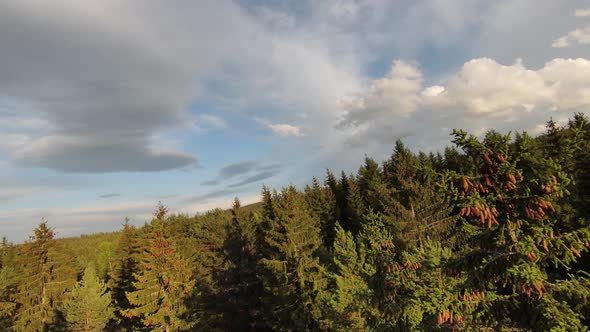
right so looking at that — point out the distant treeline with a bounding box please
[1,114,590,331]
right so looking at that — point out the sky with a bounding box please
[1,0,589,241]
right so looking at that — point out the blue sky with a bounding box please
[1,0,589,241]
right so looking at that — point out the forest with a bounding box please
[1,114,589,331]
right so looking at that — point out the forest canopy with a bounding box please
[1,114,590,331]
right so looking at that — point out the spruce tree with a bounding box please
[259,186,328,330]
[443,129,590,329]
[0,264,16,329]
[96,241,114,281]
[0,237,17,327]
[325,223,376,330]
[108,218,140,330]
[221,198,266,331]
[358,157,387,213]
[304,177,337,247]
[123,208,195,331]
[62,266,113,331]
[12,221,76,331]
[257,186,278,260]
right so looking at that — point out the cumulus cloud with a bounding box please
[552,36,571,48]
[424,58,555,113]
[339,61,422,128]
[338,57,590,151]
[552,7,590,48]
[552,26,590,48]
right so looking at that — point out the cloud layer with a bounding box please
[0,1,235,172]
[202,160,283,188]
[339,58,590,151]
[1,0,589,241]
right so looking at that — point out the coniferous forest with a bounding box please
[2,114,590,331]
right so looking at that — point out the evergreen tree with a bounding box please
[108,218,140,330]
[123,209,195,331]
[62,266,113,331]
[221,198,266,331]
[259,186,328,330]
[358,156,386,213]
[304,177,337,247]
[443,129,590,329]
[324,223,376,330]
[0,264,17,329]
[96,241,114,281]
[12,221,76,331]
[257,186,278,259]
[0,237,17,327]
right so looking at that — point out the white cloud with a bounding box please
[575,8,590,17]
[269,124,304,137]
[2,0,590,239]
[339,61,422,128]
[422,85,445,97]
[552,26,590,48]
[425,58,555,114]
[552,36,570,48]
[255,117,304,137]
[337,57,590,151]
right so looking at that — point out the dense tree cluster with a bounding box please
[1,115,589,330]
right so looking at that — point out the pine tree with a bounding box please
[62,266,113,331]
[123,208,195,331]
[11,221,76,331]
[259,186,328,330]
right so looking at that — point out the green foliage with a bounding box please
[218,198,266,330]
[442,128,590,329]
[12,221,76,331]
[2,115,590,331]
[0,266,17,329]
[62,266,113,331]
[108,219,140,330]
[259,186,328,331]
[96,241,114,280]
[123,216,195,331]
[324,223,376,330]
